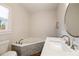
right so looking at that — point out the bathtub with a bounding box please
[12,38,45,56]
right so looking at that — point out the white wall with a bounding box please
[0,3,29,43]
[57,3,68,37]
[0,4,57,49]
[0,3,57,43]
[29,10,57,38]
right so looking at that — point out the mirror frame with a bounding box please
[64,3,79,37]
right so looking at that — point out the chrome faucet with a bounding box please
[16,39,24,44]
[60,35,78,50]
[71,41,78,50]
[61,35,71,46]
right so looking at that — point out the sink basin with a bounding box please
[41,37,79,56]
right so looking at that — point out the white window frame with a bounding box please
[0,5,11,34]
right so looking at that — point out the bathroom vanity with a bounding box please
[41,37,79,56]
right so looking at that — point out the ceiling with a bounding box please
[21,3,59,13]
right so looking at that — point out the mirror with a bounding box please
[65,3,79,37]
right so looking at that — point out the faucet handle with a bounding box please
[71,43,79,50]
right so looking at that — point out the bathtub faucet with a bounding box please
[16,39,24,44]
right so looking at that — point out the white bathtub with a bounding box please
[12,38,45,56]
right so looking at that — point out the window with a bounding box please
[0,5,9,32]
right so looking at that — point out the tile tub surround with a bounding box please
[12,42,44,56]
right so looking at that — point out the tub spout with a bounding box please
[16,39,24,44]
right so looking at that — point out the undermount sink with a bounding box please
[41,37,79,56]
